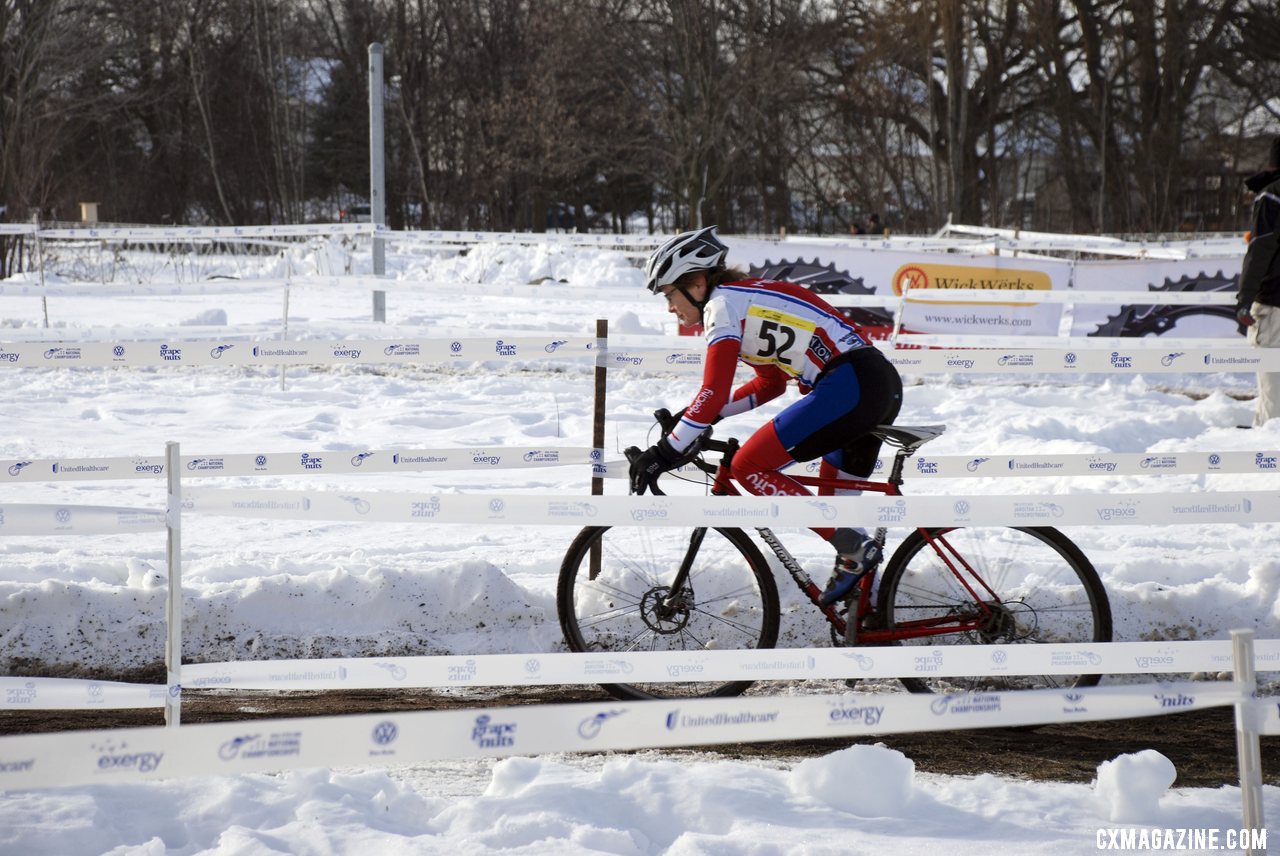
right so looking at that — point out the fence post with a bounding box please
[165,442,183,727]
[32,215,49,329]
[369,42,387,323]
[281,250,291,391]
[1231,628,1265,853]
[590,319,608,578]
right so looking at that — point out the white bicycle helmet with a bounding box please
[643,226,729,294]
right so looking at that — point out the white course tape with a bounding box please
[885,347,1280,373]
[607,449,1280,481]
[179,640,1264,692]
[9,639,1275,710]
[0,280,284,298]
[36,224,371,240]
[180,488,1280,527]
[0,681,1241,790]
[0,504,165,537]
[2,447,598,483]
[5,447,1273,485]
[0,678,166,710]
[0,336,596,368]
[833,449,1280,480]
[1,338,1274,372]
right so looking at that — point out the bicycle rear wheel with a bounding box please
[557,525,780,700]
[877,526,1111,692]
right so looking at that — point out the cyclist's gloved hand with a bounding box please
[1238,306,1256,327]
[629,437,682,494]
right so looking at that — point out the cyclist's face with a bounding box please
[659,277,707,326]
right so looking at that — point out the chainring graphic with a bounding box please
[748,258,895,339]
[1090,272,1244,337]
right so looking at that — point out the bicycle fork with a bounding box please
[654,527,709,618]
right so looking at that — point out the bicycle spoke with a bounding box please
[558,525,780,700]
[879,526,1111,693]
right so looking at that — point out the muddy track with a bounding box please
[2,684,1275,788]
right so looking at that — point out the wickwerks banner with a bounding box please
[724,239,1243,341]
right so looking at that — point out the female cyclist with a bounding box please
[629,226,904,605]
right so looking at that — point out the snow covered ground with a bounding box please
[0,237,1276,854]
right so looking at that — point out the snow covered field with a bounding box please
[0,237,1276,853]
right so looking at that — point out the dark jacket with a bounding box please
[1239,168,1280,311]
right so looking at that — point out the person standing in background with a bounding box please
[1237,136,1280,427]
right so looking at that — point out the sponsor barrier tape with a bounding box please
[6,448,1273,485]
[35,224,371,241]
[0,280,285,298]
[0,336,597,368]
[883,347,1280,373]
[2,338,1274,373]
[179,640,1275,691]
[0,504,165,536]
[0,681,1243,790]
[179,488,1280,527]
[0,678,166,710]
[604,347,1280,375]
[8,639,1275,711]
[1,447,597,482]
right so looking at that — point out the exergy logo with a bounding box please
[7,461,33,477]
[92,739,164,774]
[1096,500,1139,522]
[827,701,885,726]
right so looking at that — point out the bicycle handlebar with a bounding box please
[622,409,733,495]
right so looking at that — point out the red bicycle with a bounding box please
[557,410,1112,700]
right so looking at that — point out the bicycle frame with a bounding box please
[669,439,1001,646]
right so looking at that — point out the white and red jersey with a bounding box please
[668,278,870,452]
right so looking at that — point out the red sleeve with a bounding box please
[725,364,788,414]
[667,338,740,452]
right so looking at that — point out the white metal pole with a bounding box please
[1231,628,1265,853]
[165,442,183,727]
[369,43,387,323]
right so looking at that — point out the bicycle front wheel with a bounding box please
[877,526,1111,692]
[557,525,780,700]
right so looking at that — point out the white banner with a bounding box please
[179,640,1269,691]
[1,447,597,483]
[1070,259,1244,339]
[6,447,1273,485]
[180,488,1280,528]
[883,347,1279,373]
[0,681,1242,790]
[0,336,597,368]
[9,639,1275,709]
[35,224,371,241]
[0,678,166,710]
[0,504,165,536]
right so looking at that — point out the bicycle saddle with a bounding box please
[870,424,947,454]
